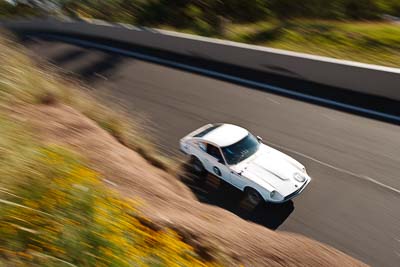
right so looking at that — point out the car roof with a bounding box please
[202,124,249,147]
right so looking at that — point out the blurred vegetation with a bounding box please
[0,0,42,18]
[0,34,220,266]
[0,34,174,171]
[0,125,217,266]
[2,1,400,28]
[225,20,400,67]
[1,0,400,66]
[59,0,400,24]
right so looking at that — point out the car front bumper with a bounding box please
[270,177,311,203]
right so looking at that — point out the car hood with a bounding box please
[232,144,308,196]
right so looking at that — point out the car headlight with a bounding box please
[270,190,283,201]
[294,172,306,183]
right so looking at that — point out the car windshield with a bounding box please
[221,134,260,165]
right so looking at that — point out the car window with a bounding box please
[196,141,206,151]
[206,144,224,163]
[221,134,260,165]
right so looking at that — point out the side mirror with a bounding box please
[257,136,263,143]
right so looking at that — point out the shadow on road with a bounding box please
[19,38,127,85]
[75,53,126,84]
[51,48,88,66]
[180,167,294,230]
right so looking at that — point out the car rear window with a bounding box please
[194,124,222,138]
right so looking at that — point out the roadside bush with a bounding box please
[379,0,400,16]
[63,0,141,23]
[0,1,14,18]
[0,1,42,18]
[344,0,382,19]
[184,4,214,36]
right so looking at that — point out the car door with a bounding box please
[203,143,231,182]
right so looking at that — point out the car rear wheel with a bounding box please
[245,188,263,206]
[191,157,207,178]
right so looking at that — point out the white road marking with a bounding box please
[32,35,400,195]
[321,113,337,121]
[265,97,281,105]
[37,34,400,123]
[94,72,108,80]
[267,141,400,195]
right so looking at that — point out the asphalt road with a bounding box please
[21,37,400,266]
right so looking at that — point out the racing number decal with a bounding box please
[213,166,221,176]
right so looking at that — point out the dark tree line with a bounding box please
[2,0,400,25]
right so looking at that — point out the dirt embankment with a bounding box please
[11,103,367,267]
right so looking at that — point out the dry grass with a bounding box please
[0,33,173,172]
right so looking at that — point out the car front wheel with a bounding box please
[245,188,263,206]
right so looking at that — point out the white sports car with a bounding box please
[180,123,311,205]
